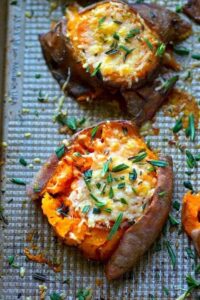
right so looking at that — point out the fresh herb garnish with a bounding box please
[50,292,62,300]
[112,163,129,172]
[148,160,168,168]
[172,117,183,133]
[101,183,107,195]
[33,273,46,282]
[174,46,190,56]
[177,275,200,299]
[184,180,194,191]
[8,255,15,266]
[113,32,120,40]
[158,191,167,197]
[161,75,179,93]
[98,16,106,26]
[163,286,169,296]
[186,150,197,169]
[107,212,123,240]
[156,43,166,57]
[125,28,140,41]
[120,198,128,204]
[11,178,26,185]
[91,63,102,77]
[144,38,153,51]
[19,157,27,166]
[37,90,47,102]
[109,186,114,198]
[57,204,69,217]
[66,117,77,131]
[90,193,105,207]
[107,173,113,183]
[185,113,195,141]
[93,207,101,214]
[76,288,91,300]
[91,126,99,139]
[96,182,101,189]
[168,213,179,226]
[117,182,125,189]
[35,73,41,79]
[82,205,91,214]
[173,201,180,211]
[84,170,93,187]
[102,158,111,177]
[104,207,112,213]
[164,240,176,267]
[119,45,134,62]
[55,144,65,159]
[129,169,137,181]
[113,20,122,25]
[105,48,119,55]
[192,54,200,60]
[128,151,147,162]
[175,4,183,12]
[186,247,196,259]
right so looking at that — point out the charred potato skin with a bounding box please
[27,120,139,200]
[105,156,173,280]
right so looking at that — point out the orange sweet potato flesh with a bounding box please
[182,192,200,255]
[27,120,173,278]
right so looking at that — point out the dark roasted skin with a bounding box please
[39,0,191,124]
[105,156,173,280]
[183,0,200,24]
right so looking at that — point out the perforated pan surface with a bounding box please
[1,0,200,299]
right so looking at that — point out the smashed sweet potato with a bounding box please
[27,120,173,279]
[182,192,200,255]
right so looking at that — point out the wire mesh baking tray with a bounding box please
[1,0,200,299]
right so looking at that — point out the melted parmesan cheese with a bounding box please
[67,128,157,228]
[67,1,160,88]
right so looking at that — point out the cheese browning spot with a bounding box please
[67,1,160,88]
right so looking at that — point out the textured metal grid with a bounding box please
[0,0,200,299]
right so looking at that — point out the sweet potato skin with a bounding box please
[105,156,173,280]
[183,0,200,24]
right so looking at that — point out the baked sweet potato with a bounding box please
[183,0,200,24]
[27,120,173,279]
[182,192,200,255]
[39,0,191,124]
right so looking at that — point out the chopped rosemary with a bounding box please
[164,240,176,267]
[55,144,65,159]
[76,288,91,300]
[148,160,168,167]
[186,150,197,169]
[172,201,180,211]
[50,292,62,300]
[96,182,101,189]
[183,180,194,191]
[128,151,147,162]
[91,63,102,77]
[66,117,77,131]
[19,157,27,166]
[98,16,106,26]
[125,28,140,41]
[82,205,91,214]
[161,75,179,93]
[93,207,101,214]
[168,213,179,226]
[105,48,119,55]
[174,46,190,56]
[185,113,195,141]
[84,169,93,186]
[113,32,120,40]
[102,158,111,177]
[107,173,113,183]
[175,4,183,12]
[107,212,123,240]
[112,163,129,172]
[91,126,99,139]
[73,152,82,157]
[163,286,169,296]
[109,186,114,199]
[113,20,122,25]
[186,247,196,259]
[117,182,125,189]
[103,207,112,213]
[156,43,166,57]
[158,191,167,197]
[101,183,107,195]
[119,45,134,62]
[172,117,183,133]
[129,169,137,181]
[11,178,26,185]
[90,193,105,207]
[33,272,47,282]
[120,198,128,204]
[192,54,200,60]
[144,38,153,51]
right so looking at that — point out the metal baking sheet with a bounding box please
[0,0,200,299]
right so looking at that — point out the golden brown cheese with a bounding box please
[67,1,161,88]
